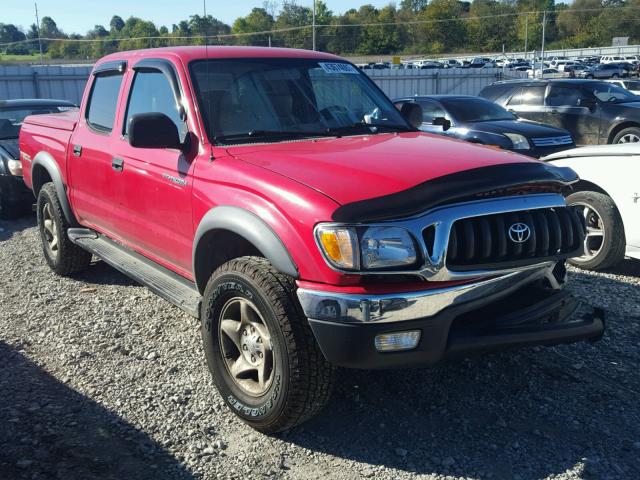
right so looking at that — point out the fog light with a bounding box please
[374,330,421,352]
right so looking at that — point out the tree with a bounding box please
[415,0,466,53]
[273,1,312,49]
[467,0,517,53]
[232,8,275,45]
[110,15,125,33]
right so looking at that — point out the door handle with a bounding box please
[112,157,124,172]
[72,144,82,157]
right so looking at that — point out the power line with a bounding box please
[1,5,639,49]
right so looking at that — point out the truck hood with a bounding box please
[226,132,538,205]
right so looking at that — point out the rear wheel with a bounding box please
[37,183,92,275]
[613,127,640,144]
[201,256,335,433]
[566,191,626,270]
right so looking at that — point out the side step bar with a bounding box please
[68,229,201,317]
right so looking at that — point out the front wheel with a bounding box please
[201,256,335,433]
[566,191,626,270]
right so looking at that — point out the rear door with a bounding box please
[110,59,196,275]
[505,85,547,124]
[68,61,126,233]
[543,84,601,145]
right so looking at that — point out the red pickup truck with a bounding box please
[19,46,604,432]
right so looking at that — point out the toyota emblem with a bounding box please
[508,223,531,243]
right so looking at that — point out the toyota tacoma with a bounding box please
[19,47,604,432]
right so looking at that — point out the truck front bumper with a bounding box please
[296,265,604,369]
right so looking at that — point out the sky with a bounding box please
[4,0,394,34]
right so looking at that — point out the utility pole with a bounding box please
[312,0,316,51]
[524,14,528,61]
[34,2,44,65]
[540,10,547,78]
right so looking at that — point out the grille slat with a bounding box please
[443,207,585,271]
[531,135,573,147]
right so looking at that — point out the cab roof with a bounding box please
[95,46,343,68]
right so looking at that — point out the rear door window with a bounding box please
[507,86,545,106]
[546,85,588,107]
[85,73,124,133]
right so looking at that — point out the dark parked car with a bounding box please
[579,63,628,79]
[393,95,575,157]
[479,79,640,144]
[0,99,77,217]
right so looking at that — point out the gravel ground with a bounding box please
[1,214,639,480]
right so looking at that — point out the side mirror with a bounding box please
[128,113,184,150]
[578,98,596,111]
[432,116,451,131]
[399,102,423,129]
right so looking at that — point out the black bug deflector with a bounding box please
[331,162,579,223]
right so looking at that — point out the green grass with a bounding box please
[0,53,49,63]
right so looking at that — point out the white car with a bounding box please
[544,144,640,270]
[604,79,640,95]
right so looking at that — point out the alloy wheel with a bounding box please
[42,202,59,260]
[572,202,605,263]
[218,297,274,397]
[617,133,640,143]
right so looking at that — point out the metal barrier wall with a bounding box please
[0,65,527,104]
[0,65,91,105]
[366,68,528,98]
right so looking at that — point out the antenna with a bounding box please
[203,0,214,160]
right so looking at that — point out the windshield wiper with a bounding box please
[325,123,413,136]
[214,130,330,143]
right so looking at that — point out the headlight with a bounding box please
[504,133,530,150]
[7,159,23,176]
[360,227,417,269]
[316,224,417,271]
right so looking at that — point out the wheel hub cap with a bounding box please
[219,297,274,397]
[41,202,59,259]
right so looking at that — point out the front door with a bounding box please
[111,63,196,276]
[543,84,601,145]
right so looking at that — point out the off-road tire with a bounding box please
[567,191,626,270]
[37,182,92,275]
[201,256,335,433]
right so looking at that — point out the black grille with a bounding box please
[442,207,585,271]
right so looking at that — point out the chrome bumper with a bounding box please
[296,263,560,324]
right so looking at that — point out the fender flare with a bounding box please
[192,206,298,290]
[32,151,77,226]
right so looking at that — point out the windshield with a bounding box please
[189,58,411,144]
[440,97,516,122]
[0,105,76,139]
[589,82,639,103]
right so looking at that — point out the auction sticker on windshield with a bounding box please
[319,63,360,74]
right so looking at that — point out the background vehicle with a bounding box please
[480,79,640,145]
[600,55,626,64]
[545,144,640,269]
[19,46,603,432]
[393,95,575,157]
[605,79,640,95]
[579,63,628,79]
[0,99,77,218]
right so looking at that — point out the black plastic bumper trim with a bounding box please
[307,288,604,369]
